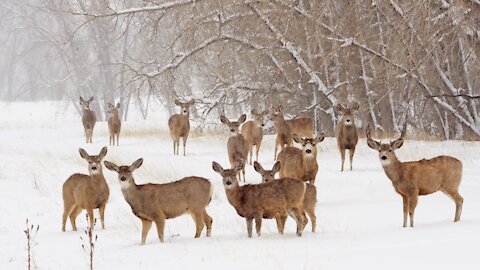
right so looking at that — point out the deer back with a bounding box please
[286,117,314,137]
[63,173,109,210]
[277,147,304,180]
[82,110,97,130]
[227,135,249,164]
[240,121,263,145]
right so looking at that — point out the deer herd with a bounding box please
[62,96,464,244]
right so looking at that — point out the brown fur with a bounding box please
[241,109,268,165]
[80,96,96,143]
[277,134,325,184]
[270,109,293,161]
[104,158,213,244]
[334,102,359,171]
[168,99,195,156]
[62,147,109,232]
[107,103,121,146]
[220,114,249,182]
[366,128,463,227]
[273,105,314,137]
[212,161,305,237]
[254,161,317,232]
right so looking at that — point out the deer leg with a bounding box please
[62,203,76,232]
[109,134,112,146]
[402,195,409,227]
[140,218,152,245]
[182,136,188,156]
[172,139,176,155]
[86,208,95,227]
[442,189,463,222]
[246,218,253,238]
[99,203,106,229]
[306,208,316,233]
[302,211,308,231]
[249,144,253,165]
[191,211,205,238]
[242,165,246,182]
[176,140,180,155]
[254,214,263,237]
[274,140,279,160]
[256,141,261,163]
[69,206,82,231]
[202,210,213,237]
[154,217,166,243]
[339,147,346,172]
[289,208,304,237]
[349,146,356,171]
[116,133,120,146]
[408,194,418,227]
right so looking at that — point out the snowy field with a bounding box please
[1,101,479,270]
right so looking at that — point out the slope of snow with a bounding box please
[0,101,479,270]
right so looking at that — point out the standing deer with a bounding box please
[334,102,359,172]
[366,126,463,227]
[168,99,195,156]
[271,110,293,161]
[212,161,305,238]
[241,109,268,165]
[104,158,213,244]
[107,102,121,146]
[254,161,317,232]
[220,114,249,182]
[79,96,96,143]
[272,105,314,137]
[62,147,109,232]
[277,133,325,184]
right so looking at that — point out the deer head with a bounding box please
[220,114,247,135]
[79,147,107,175]
[174,99,195,115]
[253,161,281,183]
[334,102,359,126]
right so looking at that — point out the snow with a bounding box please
[1,101,480,269]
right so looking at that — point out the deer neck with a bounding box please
[380,155,402,184]
[303,149,318,168]
[120,179,140,202]
[110,111,120,120]
[224,187,243,209]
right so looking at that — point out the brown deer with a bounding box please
[334,102,359,172]
[240,109,268,165]
[79,96,96,143]
[104,158,213,244]
[254,161,317,232]
[273,105,314,137]
[212,161,305,238]
[168,99,195,156]
[62,147,109,232]
[366,126,463,227]
[107,102,121,146]
[220,114,249,182]
[271,109,293,161]
[277,133,325,184]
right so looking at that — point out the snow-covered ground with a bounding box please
[1,101,479,270]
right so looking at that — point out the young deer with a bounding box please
[277,133,325,184]
[366,127,463,227]
[271,110,293,161]
[220,114,249,182]
[79,96,96,143]
[254,161,317,232]
[168,99,195,156]
[104,159,213,244]
[107,102,121,146]
[212,161,305,238]
[334,102,359,172]
[62,147,109,232]
[273,105,314,137]
[240,109,268,165]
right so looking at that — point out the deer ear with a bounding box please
[367,138,381,150]
[104,161,119,172]
[98,147,108,160]
[315,132,325,143]
[108,103,113,108]
[220,116,230,125]
[351,102,360,111]
[189,99,195,105]
[238,114,247,124]
[272,161,281,174]
[79,96,84,102]
[262,109,269,115]
[293,134,302,144]
[129,158,143,171]
[174,99,182,106]
[251,108,257,115]
[391,138,404,150]
[235,160,244,171]
[212,161,224,173]
[89,97,94,102]
[278,105,283,112]
[79,148,89,160]
[116,102,121,109]
[253,161,263,173]
[334,104,345,114]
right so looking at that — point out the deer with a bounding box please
[240,109,269,165]
[334,102,360,172]
[366,126,463,227]
[254,161,317,232]
[271,109,293,161]
[212,161,305,238]
[272,105,314,137]
[107,102,121,146]
[220,114,249,182]
[168,99,195,156]
[276,133,325,185]
[79,96,96,143]
[104,158,213,244]
[62,147,109,232]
